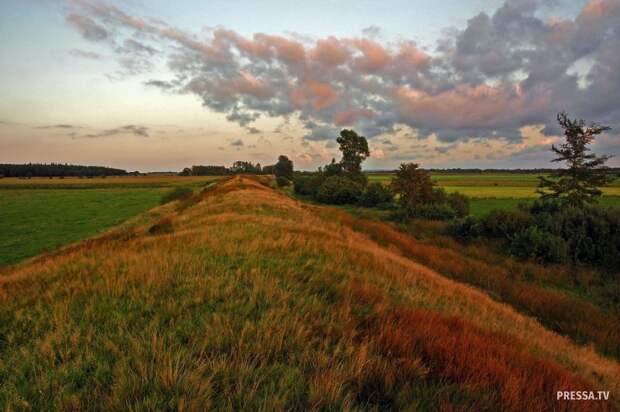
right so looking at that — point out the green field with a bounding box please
[0,176,219,267]
[369,173,620,216]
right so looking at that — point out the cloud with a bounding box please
[230,138,244,147]
[64,0,620,147]
[69,49,103,60]
[81,125,149,138]
[35,124,84,130]
[66,13,109,42]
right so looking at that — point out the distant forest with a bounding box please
[0,163,128,177]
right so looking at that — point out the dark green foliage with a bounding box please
[446,192,470,217]
[0,163,127,177]
[449,198,620,273]
[391,163,436,207]
[448,216,483,239]
[322,158,344,177]
[538,112,613,206]
[315,176,363,205]
[274,155,294,179]
[359,183,393,207]
[336,129,369,175]
[509,227,568,264]
[276,176,291,187]
[390,163,470,221]
[231,161,262,174]
[187,165,230,176]
[293,175,323,196]
[481,210,534,239]
[160,187,193,204]
[393,203,457,221]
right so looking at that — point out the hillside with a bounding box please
[0,176,618,411]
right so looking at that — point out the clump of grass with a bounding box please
[160,186,193,205]
[148,216,174,235]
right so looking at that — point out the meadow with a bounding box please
[0,176,617,410]
[369,172,620,216]
[0,176,219,267]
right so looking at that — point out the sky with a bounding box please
[0,0,619,171]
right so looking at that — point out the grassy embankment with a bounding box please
[368,173,620,216]
[1,176,617,410]
[0,176,219,267]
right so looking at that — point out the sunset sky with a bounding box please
[1,0,619,171]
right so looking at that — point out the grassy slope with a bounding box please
[0,177,618,410]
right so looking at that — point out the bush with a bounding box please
[160,187,193,205]
[394,203,456,221]
[480,209,533,239]
[315,176,363,204]
[293,174,323,196]
[510,227,568,264]
[448,216,483,240]
[446,192,470,217]
[276,176,291,187]
[359,183,393,207]
[148,216,174,235]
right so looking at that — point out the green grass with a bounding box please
[0,188,167,267]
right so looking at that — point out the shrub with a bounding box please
[276,176,291,187]
[448,216,483,240]
[394,203,456,221]
[293,174,323,196]
[148,216,174,235]
[480,209,533,239]
[315,176,363,205]
[413,203,456,220]
[510,227,568,264]
[160,187,193,205]
[359,183,393,207]
[446,192,470,217]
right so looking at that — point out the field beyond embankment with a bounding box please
[0,176,219,266]
[1,176,617,410]
[369,172,620,216]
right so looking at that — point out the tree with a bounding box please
[336,129,369,174]
[538,112,612,206]
[273,155,294,179]
[322,158,343,177]
[391,163,436,207]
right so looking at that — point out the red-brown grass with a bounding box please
[365,308,613,412]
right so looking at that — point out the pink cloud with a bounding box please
[334,108,375,126]
[309,37,350,67]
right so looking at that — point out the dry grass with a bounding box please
[0,176,617,410]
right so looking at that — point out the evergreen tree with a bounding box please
[538,112,612,206]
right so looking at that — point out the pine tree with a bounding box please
[537,112,612,206]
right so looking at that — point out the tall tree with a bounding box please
[273,155,294,179]
[391,163,436,207]
[336,129,369,174]
[538,112,613,206]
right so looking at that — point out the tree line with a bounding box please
[0,163,128,178]
[291,114,617,275]
[179,157,294,184]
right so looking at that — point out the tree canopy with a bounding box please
[336,129,369,175]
